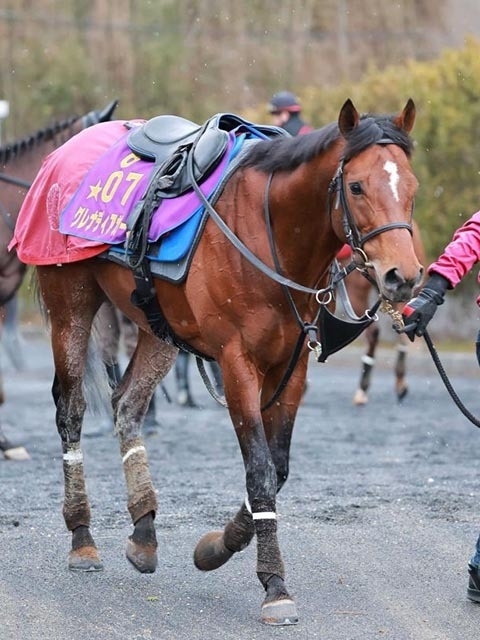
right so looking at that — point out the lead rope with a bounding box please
[390,304,480,429]
[422,330,480,429]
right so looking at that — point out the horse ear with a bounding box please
[394,98,416,134]
[338,99,360,136]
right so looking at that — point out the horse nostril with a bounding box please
[382,267,421,301]
[416,266,425,288]
[384,268,405,289]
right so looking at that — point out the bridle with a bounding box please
[326,141,416,319]
[327,142,413,253]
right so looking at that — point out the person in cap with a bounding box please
[268,90,313,136]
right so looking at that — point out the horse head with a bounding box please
[332,98,423,303]
[82,99,119,128]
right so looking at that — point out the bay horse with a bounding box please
[0,100,118,459]
[337,219,426,405]
[11,99,422,624]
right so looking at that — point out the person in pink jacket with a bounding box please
[401,210,480,604]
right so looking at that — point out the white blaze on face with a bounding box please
[383,160,400,202]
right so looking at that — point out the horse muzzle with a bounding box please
[380,265,424,303]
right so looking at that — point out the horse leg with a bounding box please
[112,329,177,573]
[2,296,26,372]
[0,426,30,460]
[175,351,200,407]
[52,376,103,571]
[395,334,409,401]
[48,315,103,571]
[0,307,30,460]
[193,502,255,570]
[194,351,301,625]
[256,360,307,624]
[353,323,379,406]
[0,307,5,405]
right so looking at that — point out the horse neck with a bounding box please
[0,117,85,219]
[0,116,85,176]
[0,147,51,184]
[269,160,341,288]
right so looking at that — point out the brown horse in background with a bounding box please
[0,100,118,459]
[338,219,426,405]
[13,99,422,624]
[0,99,118,305]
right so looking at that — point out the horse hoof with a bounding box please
[353,389,368,405]
[193,530,234,571]
[126,538,157,573]
[68,546,103,572]
[261,598,299,626]
[3,446,31,461]
[397,385,408,401]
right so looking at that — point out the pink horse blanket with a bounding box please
[10,119,234,265]
[10,121,137,265]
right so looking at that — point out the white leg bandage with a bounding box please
[122,445,146,464]
[245,494,277,520]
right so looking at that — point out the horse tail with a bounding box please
[84,334,112,417]
[31,267,111,416]
[29,268,48,324]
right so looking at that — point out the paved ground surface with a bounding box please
[1,327,480,639]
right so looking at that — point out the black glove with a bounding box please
[401,273,450,341]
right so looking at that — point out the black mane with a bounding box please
[239,112,414,174]
[0,115,79,165]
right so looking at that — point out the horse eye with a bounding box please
[349,182,363,196]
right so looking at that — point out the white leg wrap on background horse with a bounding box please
[63,446,83,464]
[361,354,375,366]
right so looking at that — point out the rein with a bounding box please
[0,173,31,189]
[185,143,396,409]
[261,174,381,408]
[186,141,331,298]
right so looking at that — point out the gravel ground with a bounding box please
[1,328,480,640]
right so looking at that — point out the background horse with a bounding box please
[0,100,118,459]
[12,99,422,625]
[338,220,426,405]
[0,99,118,306]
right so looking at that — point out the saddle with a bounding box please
[123,112,286,340]
[127,112,285,198]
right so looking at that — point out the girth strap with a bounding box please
[129,260,169,338]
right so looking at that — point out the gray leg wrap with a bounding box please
[224,504,254,552]
[255,519,285,580]
[121,438,158,523]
